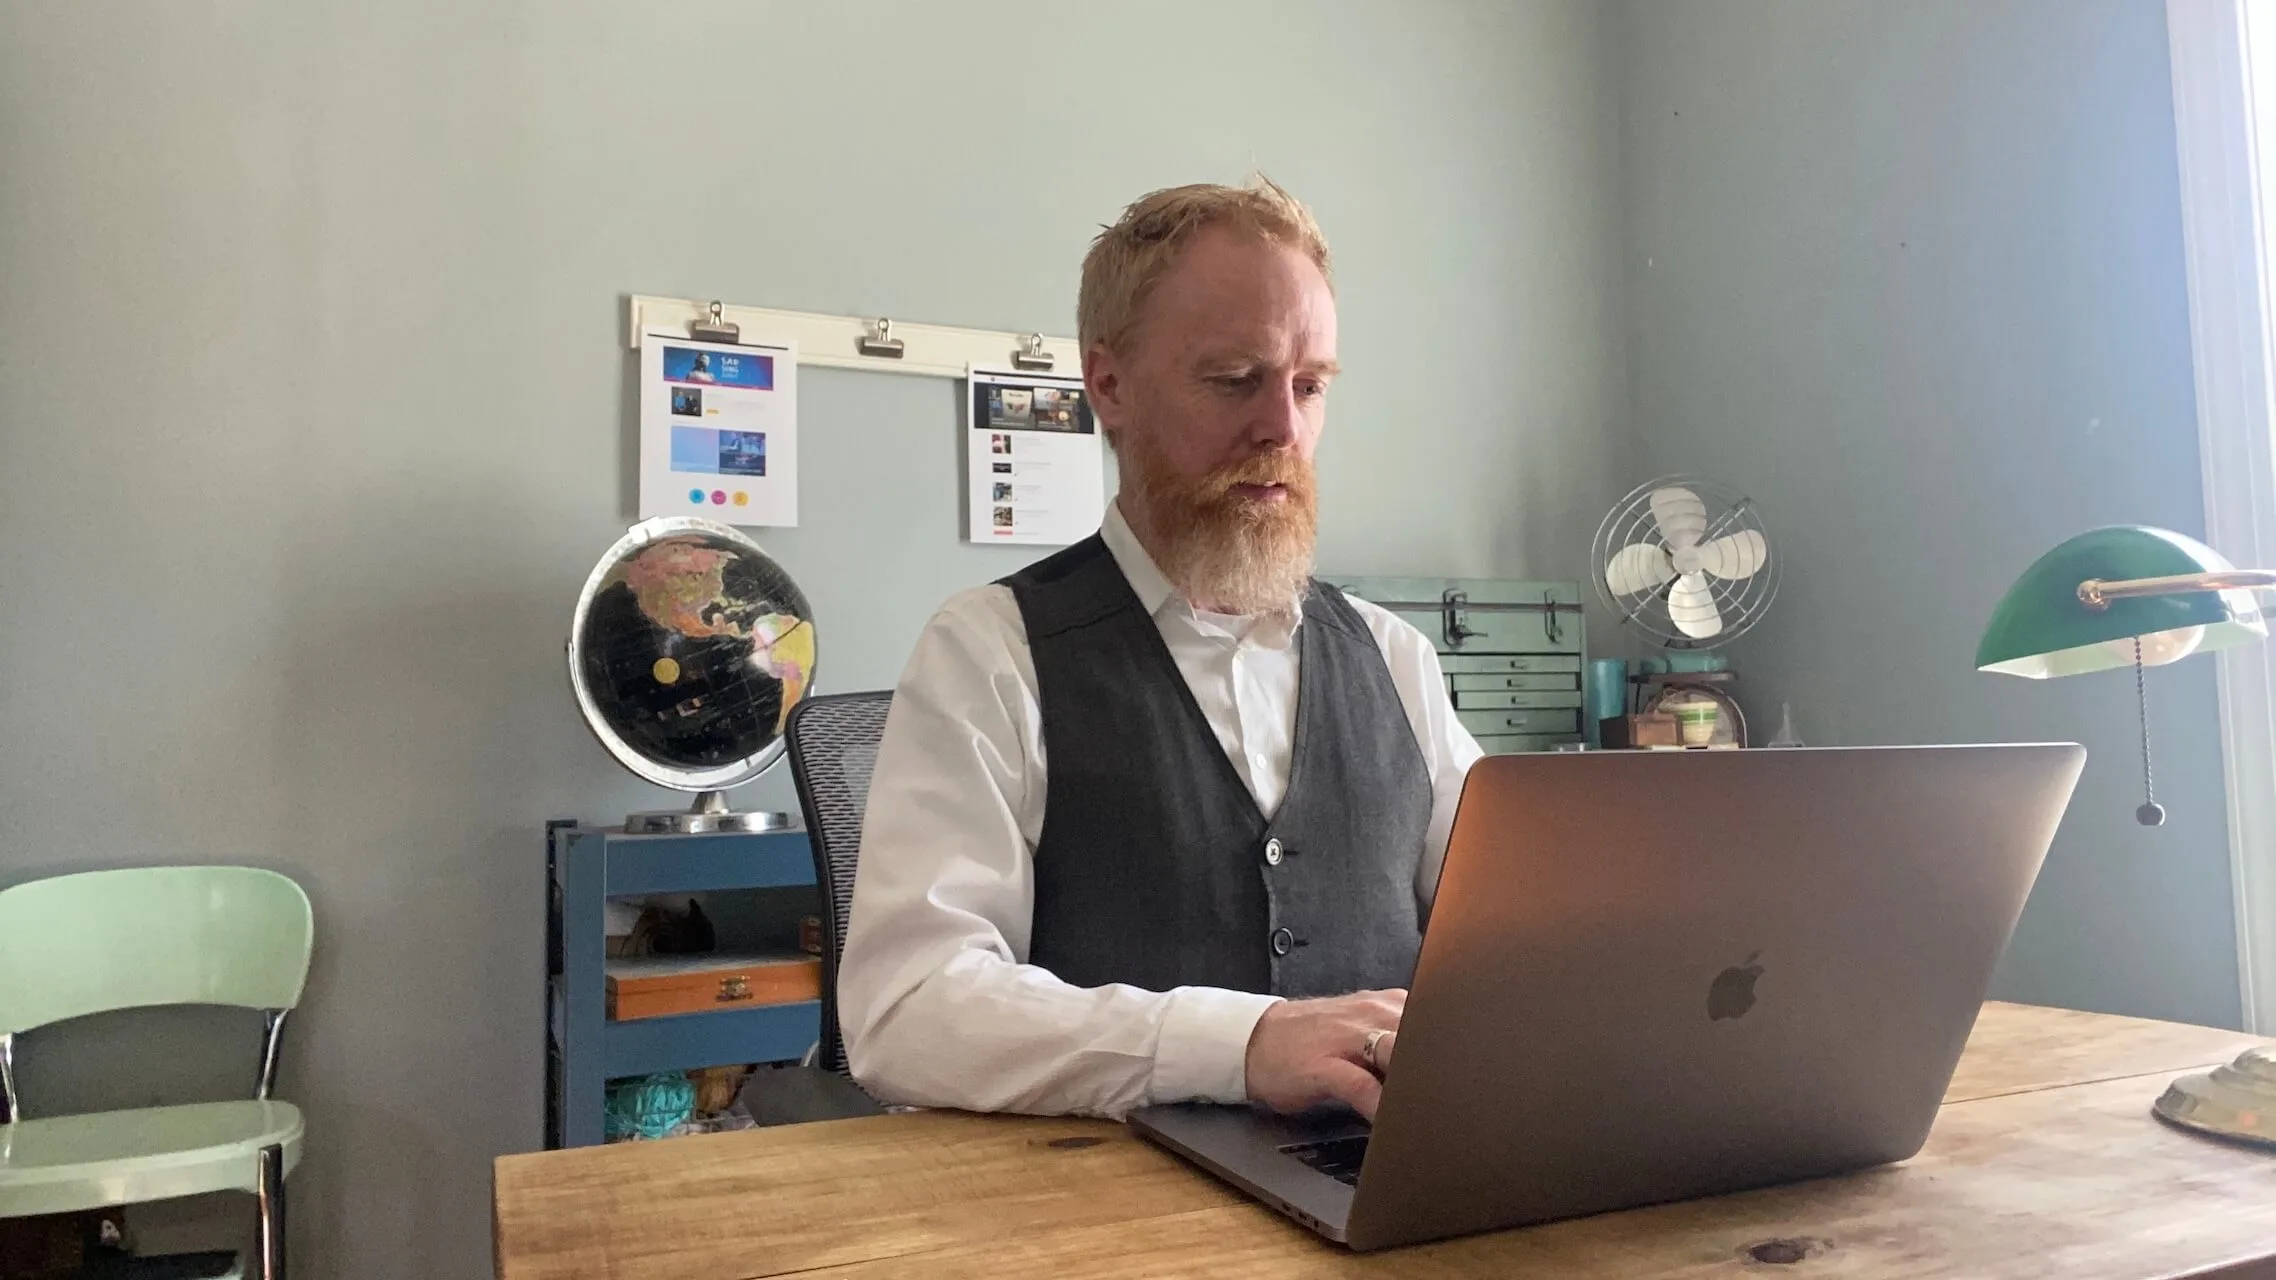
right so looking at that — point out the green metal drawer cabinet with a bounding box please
[1327,575,1588,754]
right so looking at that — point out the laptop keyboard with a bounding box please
[1281,1134,1369,1186]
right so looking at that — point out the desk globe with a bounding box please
[568,516,817,833]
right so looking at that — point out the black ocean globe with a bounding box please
[568,517,816,826]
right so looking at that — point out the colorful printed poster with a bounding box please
[639,329,798,525]
[967,366,1105,545]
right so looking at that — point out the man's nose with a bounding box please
[1248,381,1303,449]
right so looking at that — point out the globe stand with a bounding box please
[625,789,792,835]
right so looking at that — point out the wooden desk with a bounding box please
[493,1002,2276,1278]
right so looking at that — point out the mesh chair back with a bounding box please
[785,689,893,1076]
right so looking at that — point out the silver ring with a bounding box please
[1362,1028,1388,1069]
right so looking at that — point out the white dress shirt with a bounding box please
[835,500,1484,1120]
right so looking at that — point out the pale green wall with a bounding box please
[1616,0,2242,1028]
[0,2,1625,1274]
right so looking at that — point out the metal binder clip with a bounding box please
[689,300,740,343]
[858,317,906,359]
[1011,333,1055,372]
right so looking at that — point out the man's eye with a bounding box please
[1213,374,1258,392]
[1295,380,1326,400]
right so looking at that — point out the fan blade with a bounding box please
[1696,529,1767,580]
[1668,571,1724,639]
[1649,486,1709,550]
[1605,543,1676,597]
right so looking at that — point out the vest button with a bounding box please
[1270,927,1294,956]
[1263,837,1284,866]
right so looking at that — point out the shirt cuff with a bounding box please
[1149,987,1283,1106]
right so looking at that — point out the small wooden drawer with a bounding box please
[605,951,821,1021]
[1472,732,1577,755]
[1452,690,1586,711]
[1440,654,1583,676]
[1459,708,1583,737]
[1449,672,1579,693]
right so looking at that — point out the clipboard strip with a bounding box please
[628,295,1079,381]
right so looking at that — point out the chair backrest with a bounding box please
[0,865,314,1036]
[784,689,892,1076]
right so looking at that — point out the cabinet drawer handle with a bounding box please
[717,976,752,1003]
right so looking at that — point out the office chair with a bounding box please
[732,689,894,1126]
[0,865,313,1280]
[783,688,894,1079]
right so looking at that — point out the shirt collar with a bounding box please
[1100,498,1179,619]
[1099,498,1302,646]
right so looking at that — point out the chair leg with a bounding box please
[257,1143,287,1280]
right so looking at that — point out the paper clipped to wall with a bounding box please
[639,328,799,526]
[967,366,1105,546]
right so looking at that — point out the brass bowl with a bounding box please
[2153,1045,2276,1149]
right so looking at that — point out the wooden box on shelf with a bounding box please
[605,951,822,1021]
[1600,711,1680,749]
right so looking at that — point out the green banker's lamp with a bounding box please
[1979,524,2276,1149]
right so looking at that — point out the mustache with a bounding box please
[1199,452,1313,499]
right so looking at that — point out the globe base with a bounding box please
[625,789,794,835]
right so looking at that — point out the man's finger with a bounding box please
[1317,1059,1384,1122]
[1368,1030,1397,1073]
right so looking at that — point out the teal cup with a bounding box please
[1587,658,1628,723]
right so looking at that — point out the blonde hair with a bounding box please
[1077,175,1332,354]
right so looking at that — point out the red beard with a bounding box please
[1121,440,1319,617]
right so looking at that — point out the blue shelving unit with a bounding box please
[545,821,822,1148]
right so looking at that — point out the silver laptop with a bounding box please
[1128,742,2086,1252]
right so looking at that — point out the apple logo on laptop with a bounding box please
[1708,951,1763,1021]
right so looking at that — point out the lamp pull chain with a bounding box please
[2136,638,2166,826]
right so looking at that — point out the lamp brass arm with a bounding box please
[2078,570,2276,610]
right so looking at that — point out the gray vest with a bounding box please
[1001,534,1434,999]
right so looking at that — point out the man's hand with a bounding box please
[1242,989,1406,1121]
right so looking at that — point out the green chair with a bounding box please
[0,865,313,1280]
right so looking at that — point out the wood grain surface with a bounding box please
[1942,1001,2262,1102]
[494,1002,2276,1280]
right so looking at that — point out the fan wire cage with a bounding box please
[1590,474,1780,650]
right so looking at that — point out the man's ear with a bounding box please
[1083,342,1127,433]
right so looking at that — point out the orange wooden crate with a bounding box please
[604,951,822,1021]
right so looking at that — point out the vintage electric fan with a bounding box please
[1589,477,1779,745]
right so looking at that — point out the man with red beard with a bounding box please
[837,178,1482,1124]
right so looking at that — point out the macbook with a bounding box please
[1127,743,2086,1251]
